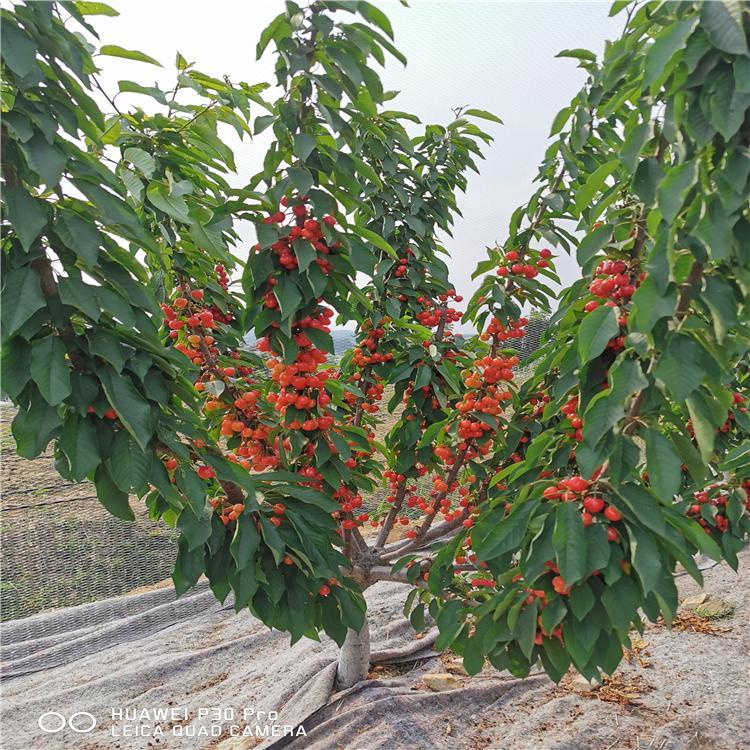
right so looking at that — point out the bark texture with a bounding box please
[335,619,371,690]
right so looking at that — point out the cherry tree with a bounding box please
[1,0,748,692]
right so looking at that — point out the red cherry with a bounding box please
[563,476,589,493]
[583,496,605,514]
[190,289,204,301]
[604,506,622,522]
[197,466,216,480]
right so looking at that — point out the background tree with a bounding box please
[2,0,748,694]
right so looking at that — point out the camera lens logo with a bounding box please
[38,712,97,733]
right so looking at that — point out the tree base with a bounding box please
[335,621,371,691]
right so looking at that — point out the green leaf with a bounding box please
[630,276,676,334]
[575,159,619,212]
[19,134,68,188]
[94,464,134,520]
[274,276,303,320]
[701,275,737,343]
[74,2,119,16]
[620,120,651,173]
[30,336,72,405]
[256,13,291,60]
[58,277,101,322]
[645,429,681,500]
[1,19,38,77]
[701,0,748,55]
[3,186,47,252]
[292,238,316,272]
[358,1,395,39]
[99,45,161,66]
[56,212,101,267]
[1,337,30,399]
[577,305,618,364]
[552,502,586,586]
[576,224,611,266]
[109,429,150,492]
[672,432,706,485]
[11,396,61,459]
[657,161,697,223]
[413,365,431,389]
[633,157,665,205]
[601,574,639,631]
[172,535,205,596]
[569,582,595,620]
[347,223,398,259]
[515,599,539,659]
[626,524,662,594]
[177,507,212,551]
[259,516,285,565]
[175,465,207,517]
[556,48,596,62]
[230,512,261,570]
[473,501,537,561]
[695,198,737,262]
[98,368,154,450]
[123,147,156,178]
[644,16,698,85]
[59,414,100,480]
[146,182,192,224]
[464,108,503,124]
[117,80,168,104]
[287,166,314,196]
[654,334,706,401]
[549,106,571,136]
[616,484,666,536]
[686,392,717,463]
[293,133,316,160]
[88,330,126,372]
[708,70,750,141]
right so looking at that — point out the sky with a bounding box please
[93,1,623,325]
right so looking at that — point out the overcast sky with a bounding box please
[93,1,622,323]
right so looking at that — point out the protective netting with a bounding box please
[0,495,179,622]
[0,317,549,625]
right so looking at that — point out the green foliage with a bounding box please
[447,0,750,683]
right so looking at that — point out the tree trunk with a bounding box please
[335,618,371,690]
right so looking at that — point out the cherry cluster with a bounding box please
[162,285,238,368]
[560,394,583,443]
[415,290,463,328]
[257,198,337,277]
[261,307,337,431]
[215,263,229,289]
[685,481,750,535]
[350,322,395,368]
[542,475,621,542]
[495,247,552,279]
[479,315,527,343]
[587,259,638,301]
